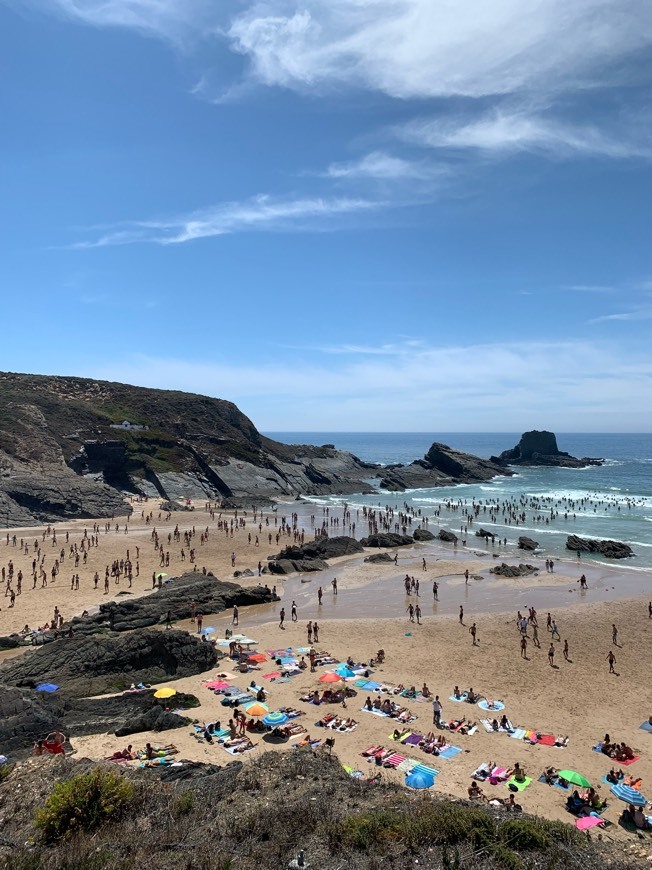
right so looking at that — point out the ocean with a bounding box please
[265,433,652,571]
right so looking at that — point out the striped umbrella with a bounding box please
[244,701,269,717]
[263,711,289,727]
[610,783,647,806]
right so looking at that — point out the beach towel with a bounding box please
[397,758,418,773]
[361,707,390,718]
[262,671,282,680]
[510,729,527,740]
[620,755,640,766]
[222,742,257,755]
[478,700,505,712]
[506,776,532,792]
[527,733,556,747]
[449,693,468,703]
[353,678,368,688]
[639,721,652,733]
[439,745,463,760]
[389,731,411,742]
[592,742,603,753]
[403,734,424,746]
[384,753,407,768]
[488,767,509,785]
[575,816,605,831]
[537,773,568,790]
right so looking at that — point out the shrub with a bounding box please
[172,790,195,818]
[35,768,135,843]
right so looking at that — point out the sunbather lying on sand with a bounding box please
[224,736,255,752]
[472,761,497,780]
[606,767,624,784]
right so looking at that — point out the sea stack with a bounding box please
[491,430,603,468]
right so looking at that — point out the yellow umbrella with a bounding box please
[154,687,177,699]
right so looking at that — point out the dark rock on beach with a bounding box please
[267,558,328,575]
[360,533,414,548]
[491,430,603,469]
[566,535,634,559]
[364,552,394,563]
[518,536,539,551]
[438,530,458,543]
[0,629,218,698]
[273,536,363,561]
[413,528,435,541]
[490,563,538,577]
[475,528,496,540]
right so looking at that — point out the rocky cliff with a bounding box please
[0,372,511,524]
[491,430,603,468]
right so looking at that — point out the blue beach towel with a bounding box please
[449,694,468,703]
[439,745,463,759]
[639,721,652,733]
[412,762,439,777]
[478,700,505,712]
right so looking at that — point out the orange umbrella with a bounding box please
[319,672,343,683]
[244,702,269,716]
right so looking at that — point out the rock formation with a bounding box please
[363,553,394,563]
[518,536,539,551]
[491,431,603,468]
[566,536,634,559]
[0,629,218,697]
[438,530,458,543]
[490,563,538,577]
[378,443,511,492]
[359,533,414,548]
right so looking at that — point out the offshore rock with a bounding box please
[566,535,634,559]
[413,528,435,541]
[518,536,539,551]
[438,530,458,543]
[492,431,603,468]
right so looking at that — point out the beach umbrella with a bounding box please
[35,683,59,693]
[405,770,435,790]
[557,770,591,788]
[263,711,289,727]
[248,653,267,663]
[335,666,356,678]
[610,783,647,806]
[319,672,343,684]
[244,701,269,717]
[201,627,216,635]
[156,572,168,580]
[154,687,177,699]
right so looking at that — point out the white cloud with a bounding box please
[86,339,652,430]
[398,108,652,159]
[228,0,652,99]
[73,193,381,247]
[325,151,445,182]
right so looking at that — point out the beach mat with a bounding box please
[478,700,505,712]
[639,721,652,733]
[510,729,527,740]
[449,694,468,703]
[403,734,423,746]
[439,745,463,759]
[507,776,532,792]
[575,816,605,831]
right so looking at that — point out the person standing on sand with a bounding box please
[196,613,203,634]
[291,601,298,622]
[546,613,552,632]
[532,623,540,647]
[422,558,427,571]
[648,601,651,618]
[551,620,560,640]
[317,587,323,605]
[612,624,618,645]
[394,553,398,565]
[520,636,528,658]
[470,623,478,646]
[332,578,337,595]
[607,650,616,674]
[433,581,439,600]
[415,604,422,625]
[548,643,555,666]
[313,622,319,643]
[307,621,313,644]
[232,605,239,626]
[165,609,173,630]
[406,603,415,622]
[459,605,464,625]
[563,640,570,661]
[279,608,285,630]
[464,569,469,585]
[432,695,442,726]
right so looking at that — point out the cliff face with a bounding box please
[491,430,603,469]
[0,372,510,524]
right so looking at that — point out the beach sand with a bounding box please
[2,500,651,844]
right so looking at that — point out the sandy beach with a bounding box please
[2,499,651,844]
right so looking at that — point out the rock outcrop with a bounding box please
[438,530,458,543]
[377,443,511,492]
[267,558,328,575]
[491,431,603,468]
[360,533,414,548]
[565,536,634,559]
[518,536,539,551]
[413,528,435,541]
[273,536,363,561]
[0,629,218,697]
[490,563,538,577]
[364,553,394,563]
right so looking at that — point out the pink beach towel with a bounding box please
[575,816,604,830]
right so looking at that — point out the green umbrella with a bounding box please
[557,770,590,788]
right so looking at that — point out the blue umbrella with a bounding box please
[263,711,289,727]
[335,666,356,678]
[611,783,647,806]
[405,769,435,790]
[35,683,59,693]
[201,627,216,635]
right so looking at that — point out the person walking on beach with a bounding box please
[464,569,469,585]
[532,623,540,647]
[407,603,415,623]
[291,600,298,622]
[563,640,570,661]
[313,621,319,643]
[459,605,464,625]
[612,624,619,646]
[551,620,560,640]
[422,558,427,571]
[432,581,439,600]
[332,577,337,595]
[470,622,478,645]
[232,605,239,626]
[279,608,285,630]
[307,621,313,644]
[432,695,442,726]
[607,650,616,674]
[415,604,422,625]
[546,613,552,632]
[520,636,528,658]
[317,586,323,605]
[548,643,555,666]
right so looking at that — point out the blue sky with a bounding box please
[2,1,652,431]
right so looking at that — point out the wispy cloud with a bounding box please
[87,338,652,430]
[73,194,382,247]
[398,107,652,159]
[589,308,652,324]
[325,151,445,182]
[565,285,615,294]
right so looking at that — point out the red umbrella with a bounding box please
[319,672,343,683]
[248,653,267,663]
